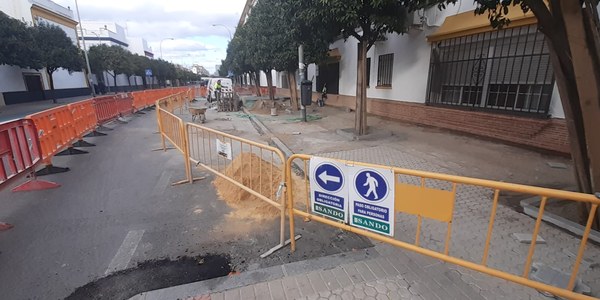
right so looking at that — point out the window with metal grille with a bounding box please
[426,25,554,115]
[366,57,371,87]
[377,53,393,87]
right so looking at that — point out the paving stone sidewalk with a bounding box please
[135,104,598,300]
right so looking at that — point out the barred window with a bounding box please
[377,53,393,87]
[426,25,554,115]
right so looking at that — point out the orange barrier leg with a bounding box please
[35,164,70,176]
[55,147,89,156]
[72,140,96,147]
[12,176,61,192]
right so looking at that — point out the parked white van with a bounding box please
[207,78,233,102]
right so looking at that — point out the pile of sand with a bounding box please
[249,99,289,115]
[213,152,307,221]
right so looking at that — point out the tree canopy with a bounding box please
[0,11,41,69]
[32,22,83,75]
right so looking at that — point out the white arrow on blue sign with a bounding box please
[309,157,349,223]
[315,163,343,192]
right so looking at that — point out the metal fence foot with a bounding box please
[260,235,302,258]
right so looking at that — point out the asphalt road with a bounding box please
[0,111,371,300]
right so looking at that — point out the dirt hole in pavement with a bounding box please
[214,152,307,221]
[65,254,231,300]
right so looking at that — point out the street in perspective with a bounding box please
[1,0,600,300]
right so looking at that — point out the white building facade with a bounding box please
[0,0,89,107]
[79,21,156,91]
[240,0,570,154]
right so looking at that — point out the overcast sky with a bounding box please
[53,0,246,73]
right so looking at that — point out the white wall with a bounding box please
[258,70,279,87]
[330,27,434,103]
[0,0,34,23]
[549,84,565,119]
[52,70,86,89]
[0,65,28,92]
[367,28,434,103]
[323,2,566,119]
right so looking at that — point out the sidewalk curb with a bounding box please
[243,107,306,177]
[130,247,377,300]
[242,107,294,158]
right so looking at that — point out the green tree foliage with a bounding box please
[131,54,152,88]
[222,0,336,102]
[151,59,176,87]
[0,12,41,69]
[307,0,412,135]
[32,22,84,103]
[114,50,136,87]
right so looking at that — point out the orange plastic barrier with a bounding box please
[131,91,148,111]
[68,99,97,140]
[93,95,120,125]
[0,119,60,195]
[27,106,78,163]
[0,119,40,184]
[115,93,134,117]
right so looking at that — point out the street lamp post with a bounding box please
[74,0,95,97]
[212,24,232,40]
[160,38,174,59]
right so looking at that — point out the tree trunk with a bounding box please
[534,2,599,228]
[266,69,275,101]
[288,70,299,110]
[46,69,56,104]
[354,41,368,135]
[112,72,117,93]
[561,1,600,228]
[253,72,262,97]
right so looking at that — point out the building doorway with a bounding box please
[23,73,45,101]
[316,62,339,94]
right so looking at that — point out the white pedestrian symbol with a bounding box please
[363,172,379,199]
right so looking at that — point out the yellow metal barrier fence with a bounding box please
[156,89,202,185]
[155,88,295,257]
[286,154,599,300]
[186,122,294,257]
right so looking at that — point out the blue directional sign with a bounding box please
[310,157,349,223]
[315,163,344,192]
[354,170,388,202]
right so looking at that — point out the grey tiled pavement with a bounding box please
[132,107,598,300]
[192,146,600,300]
[317,146,600,297]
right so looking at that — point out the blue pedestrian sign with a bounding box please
[315,163,344,192]
[354,170,388,202]
[145,69,153,76]
[349,167,395,236]
[309,157,348,223]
